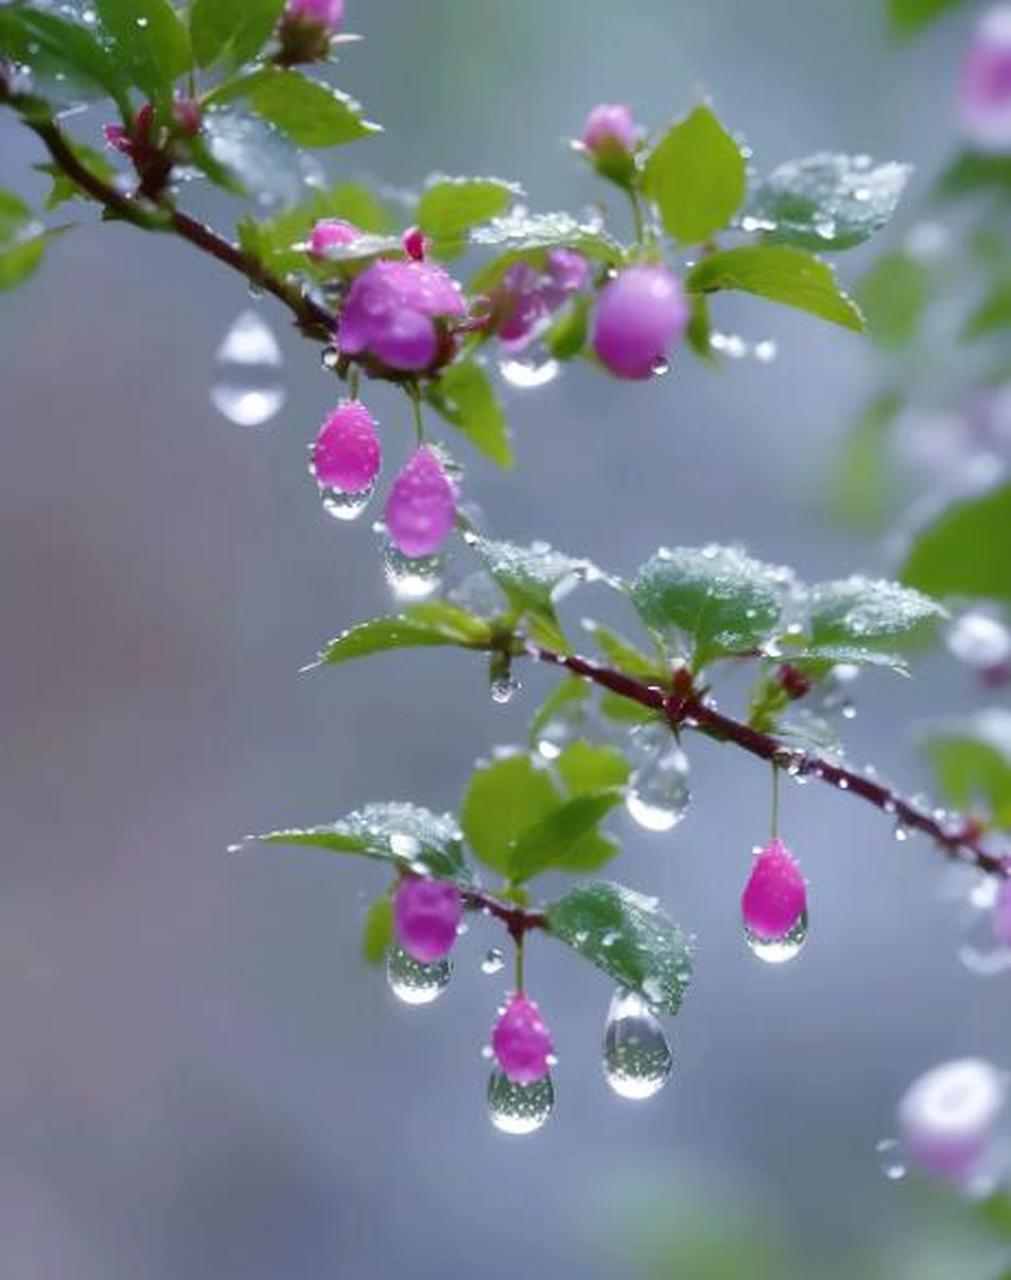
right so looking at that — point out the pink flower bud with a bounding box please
[286,0,344,32]
[741,839,806,940]
[385,447,456,558]
[492,992,554,1084]
[312,400,380,492]
[103,123,130,154]
[393,876,463,964]
[898,1058,1007,1184]
[402,225,428,261]
[592,265,689,379]
[993,877,1011,947]
[172,96,202,138]
[582,103,640,155]
[337,260,465,373]
[959,6,1011,153]
[308,218,361,258]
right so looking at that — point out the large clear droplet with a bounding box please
[490,673,521,705]
[210,310,286,427]
[498,355,560,389]
[602,988,672,1101]
[321,480,375,523]
[487,1069,554,1135]
[745,909,808,964]
[382,542,443,601]
[481,947,505,975]
[386,944,451,1005]
[625,726,691,833]
[946,610,1011,675]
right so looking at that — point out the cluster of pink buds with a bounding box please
[487,249,590,351]
[959,5,1011,152]
[103,99,202,200]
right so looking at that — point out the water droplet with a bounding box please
[210,311,286,427]
[321,480,375,522]
[745,909,808,964]
[753,339,778,363]
[625,725,690,833]
[487,1069,554,1134]
[490,674,521,705]
[876,1138,907,1181]
[894,823,910,843]
[386,944,451,1005]
[498,356,560,389]
[651,356,670,376]
[481,948,505,975]
[383,541,443,600]
[946,610,1011,675]
[602,988,672,1101]
[321,345,340,370]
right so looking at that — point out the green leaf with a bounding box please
[0,5,132,116]
[36,143,116,211]
[190,0,286,68]
[361,895,394,966]
[556,741,631,795]
[255,802,472,885]
[544,295,590,360]
[685,292,713,359]
[903,483,1011,604]
[809,576,946,652]
[780,642,910,675]
[94,0,191,101]
[888,0,969,36]
[858,252,931,349]
[460,754,561,875]
[417,176,519,246]
[922,711,1011,827]
[581,620,664,677]
[643,104,746,245]
[528,679,590,747]
[509,790,622,881]
[630,544,795,667]
[828,389,903,529]
[547,881,693,1015]
[470,211,622,292]
[474,536,593,653]
[748,153,911,252]
[688,245,865,332]
[599,692,659,727]
[237,179,393,275]
[0,191,47,291]
[210,69,381,147]
[313,604,492,667]
[964,279,1011,340]
[427,361,513,468]
[937,151,1011,201]
[978,1189,1011,1240]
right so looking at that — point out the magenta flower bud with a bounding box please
[898,1058,1008,1184]
[337,260,465,373]
[172,96,201,138]
[582,103,640,155]
[492,992,554,1084]
[385,447,456,558]
[959,6,1011,153]
[103,123,130,154]
[312,400,380,493]
[741,839,807,941]
[393,876,463,964]
[308,218,361,258]
[592,265,689,379]
[285,0,344,31]
[402,225,428,262]
[993,877,1011,947]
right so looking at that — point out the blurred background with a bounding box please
[1,0,1009,1276]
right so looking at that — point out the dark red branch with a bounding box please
[463,890,548,938]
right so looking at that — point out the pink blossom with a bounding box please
[308,218,361,258]
[286,0,344,32]
[741,839,807,941]
[492,993,554,1084]
[959,6,1011,152]
[592,264,689,379]
[312,400,380,492]
[385,447,456,558]
[582,103,641,155]
[495,249,590,350]
[337,260,465,372]
[393,876,463,964]
[898,1058,1007,1184]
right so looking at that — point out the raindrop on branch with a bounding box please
[487,1069,554,1134]
[210,310,286,427]
[386,945,451,1005]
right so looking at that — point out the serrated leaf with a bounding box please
[903,483,1011,604]
[427,361,512,468]
[474,536,594,654]
[858,253,930,349]
[460,754,561,875]
[809,576,946,652]
[547,881,693,1016]
[781,642,910,675]
[748,153,911,252]
[631,544,796,667]
[922,711,1011,827]
[361,895,394,966]
[470,211,621,292]
[581,620,663,677]
[509,790,622,881]
[209,69,380,147]
[643,105,746,244]
[94,0,191,101]
[313,604,491,667]
[417,176,519,245]
[190,0,286,68]
[256,802,472,884]
[556,741,631,795]
[0,5,132,116]
[687,245,865,332]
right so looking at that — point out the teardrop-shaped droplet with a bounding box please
[210,310,286,427]
[602,988,672,1101]
[386,944,451,1005]
[382,541,443,601]
[487,1068,554,1135]
[535,698,586,761]
[481,947,505,975]
[498,355,561,389]
[321,479,375,523]
[490,674,521,705]
[625,728,691,833]
[745,908,808,964]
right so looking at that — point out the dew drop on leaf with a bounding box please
[602,988,672,1101]
[487,1069,554,1134]
[210,311,286,427]
[386,944,451,1005]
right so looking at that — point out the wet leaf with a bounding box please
[643,105,746,244]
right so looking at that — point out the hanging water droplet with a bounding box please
[876,1138,907,1181]
[321,480,375,523]
[602,988,672,1101]
[481,947,505,975]
[651,355,670,376]
[946,610,1011,676]
[321,345,340,370]
[383,542,443,600]
[386,944,451,1005]
[625,726,690,833]
[487,1069,554,1134]
[745,909,808,964]
[498,356,560,389]
[894,822,910,843]
[210,310,286,427]
[490,674,521,705]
